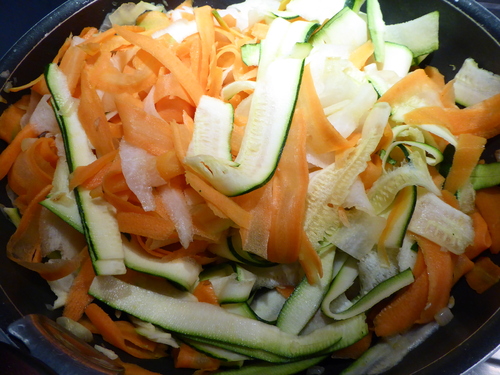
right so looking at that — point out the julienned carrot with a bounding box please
[113,24,204,106]
[465,211,492,260]
[412,247,426,278]
[378,69,442,108]
[414,236,453,324]
[78,68,116,157]
[114,93,175,156]
[424,66,445,88]
[349,41,375,69]
[297,64,350,153]
[298,231,323,284]
[194,6,215,92]
[116,211,176,240]
[0,124,37,180]
[7,184,84,281]
[115,320,161,352]
[69,150,118,190]
[58,27,97,95]
[465,256,500,294]
[443,133,486,194]
[89,50,157,95]
[185,171,252,230]
[63,253,96,321]
[0,95,27,142]
[267,108,309,264]
[404,93,500,139]
[359,154,383,190]
[160,240,209,261]
[192,280,219,305]
[173,343,221,370]
[474,186,500,254]
[373,272,429,337]
[156,150,184,182]
[8,136,58,212]
[233,180,273,259]
[331,332,372,359]
[452,254,475,285]
[85,303,167,359]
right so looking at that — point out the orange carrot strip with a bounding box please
[234,183,273,259]
[297,64,351,153]
[185,171,252,230]
[194,6,215,91]
[7,184,84,281]
[465,256,500,294]
[85,303,167,359]
[58,46,87,95]
[0,124,37,180]
[349,41,374,69]
[465,211,492,260]
[156,96,195,123]
[440,81,457,108]
[78,68,116,157]
[331,332,372,359]
[0,98,26,142]
[415,236,453,324]
[114,320,160,352]
[275,285,295,299]
[116,211,176,240]
[114,25,204,106]
[474,187,500,254]
[359,154,383,190]
[378,69,441,108]
[373,271,429,337]
[69,150,118,190]
[192,280,219,305]
[160,240,208,262]
[114,93,175,156]
[89,50,157,95]
[412,247,426,278]
[156,150,184,182]
[63,254,96,321]
[8,137,58,213]
[443,134,486,194]
[173,343,221,370]
[267,108,309,264]
[298,232,323,284]
[424,66,445,88]
[404,93,500,139]
[452,253,475,285]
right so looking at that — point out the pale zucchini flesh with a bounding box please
[45,63,125,275]
[89,276,369,359]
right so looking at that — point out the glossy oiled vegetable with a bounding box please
[1,0,500,374]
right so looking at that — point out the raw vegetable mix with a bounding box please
[1,0,500,374]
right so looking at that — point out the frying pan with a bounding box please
[1,0,500,374]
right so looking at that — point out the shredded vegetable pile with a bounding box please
[1,0,500,374]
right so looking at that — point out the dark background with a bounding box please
[1,0,500,59]
[0,0,68,59]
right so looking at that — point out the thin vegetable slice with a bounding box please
[45,63,126,275]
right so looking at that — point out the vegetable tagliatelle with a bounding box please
[1,0,500,374]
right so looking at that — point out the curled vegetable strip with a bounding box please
[304,102,391,248]
[381,140,444,168]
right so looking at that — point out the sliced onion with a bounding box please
[434,307,454,326]
[56,316,93,343]
[94,345,118,360]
